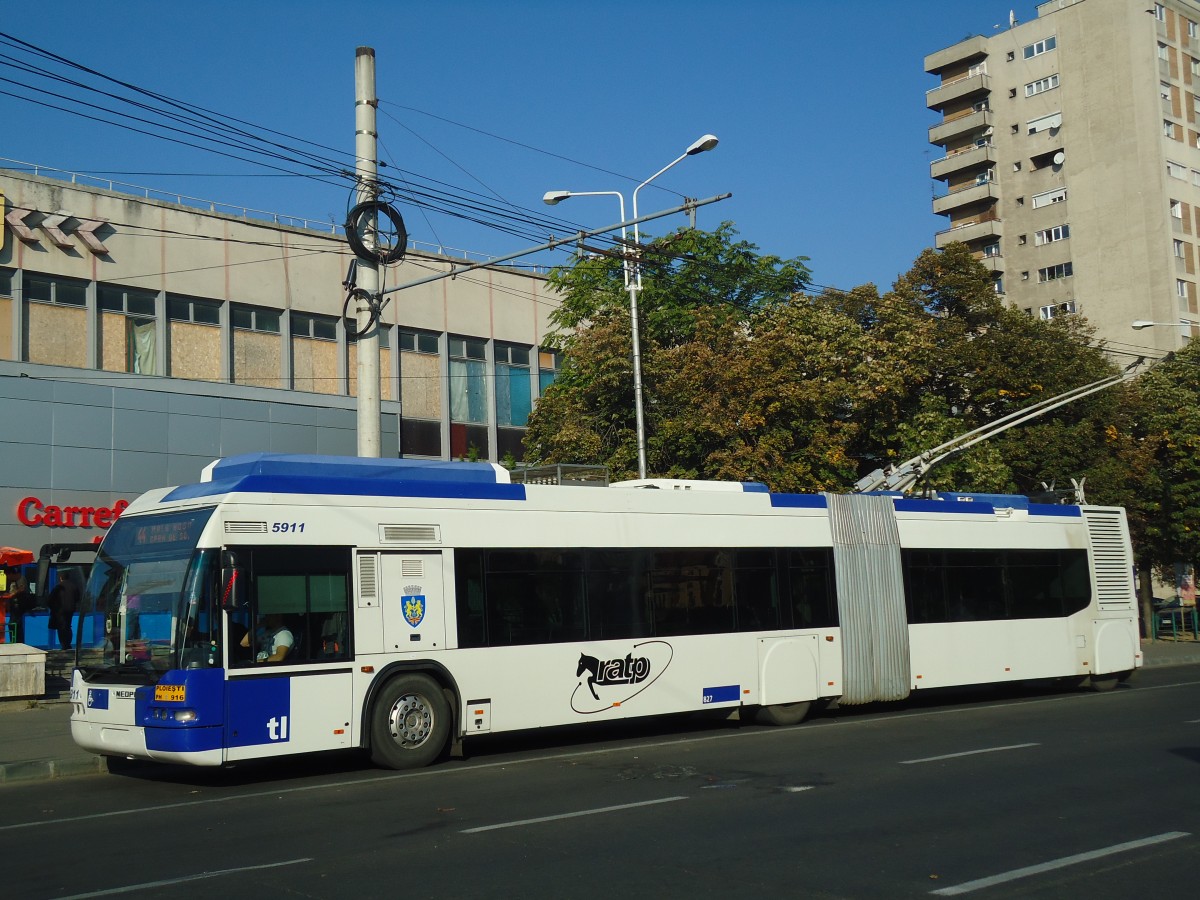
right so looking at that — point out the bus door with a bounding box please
[223,546,355,762]
[379,552,445,653]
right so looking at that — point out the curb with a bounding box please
[0,755,107,784]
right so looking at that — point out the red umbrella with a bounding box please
[0,547,34,568]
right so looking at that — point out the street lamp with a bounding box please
[543,134,719,479]
[1131,320,1187,330]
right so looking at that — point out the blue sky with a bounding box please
[0,1,1044,293]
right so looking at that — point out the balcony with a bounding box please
[933,180,999,216]
[924,35,989,76]
[926,72,991,112]
[935,218,1001,249]
[930,143,995,180]
[929,109,993,146]
[977,254,1005,274]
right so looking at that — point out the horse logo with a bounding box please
[571,642,673,714]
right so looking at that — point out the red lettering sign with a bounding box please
[15,497,128,530]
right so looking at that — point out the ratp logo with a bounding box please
[570,641,673,715]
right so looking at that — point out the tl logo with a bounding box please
[267,715,289,741]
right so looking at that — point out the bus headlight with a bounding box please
[172,709,198,723]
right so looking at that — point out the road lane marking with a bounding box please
[54,858,312,899]
[460,795,686,833]
[899,743,1039,765]
[930,831,1190,895]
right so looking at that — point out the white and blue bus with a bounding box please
[69,453,1141,770]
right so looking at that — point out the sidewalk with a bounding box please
[2,640,1199,786]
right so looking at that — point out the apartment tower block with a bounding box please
[925,0,1200,353]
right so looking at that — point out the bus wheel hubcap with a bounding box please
[389,694,432,747]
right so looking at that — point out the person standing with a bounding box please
[47,569,83,651]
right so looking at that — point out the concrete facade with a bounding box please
[0,166,560,550]
[925,0,1200,354]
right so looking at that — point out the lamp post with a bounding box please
[543,134,719,479]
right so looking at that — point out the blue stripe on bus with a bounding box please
[208,453,508,484]
[892,498,996,514]
[740,482,770,493]
[1029,504,1082,517]
[144,725,224,753]
[163,474,528,503]
[768,494,828,508]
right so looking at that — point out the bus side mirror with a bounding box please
[219,552,246,610]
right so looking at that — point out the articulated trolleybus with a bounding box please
[70,453,1140,770]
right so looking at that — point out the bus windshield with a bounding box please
[77,507,217,682]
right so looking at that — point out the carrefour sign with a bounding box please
[17,497,129,529]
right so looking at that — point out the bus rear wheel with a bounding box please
[370,674,451,769]
[755,701,811,727]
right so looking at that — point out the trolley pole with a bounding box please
[354,46,381,457]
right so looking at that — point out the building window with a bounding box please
[398,328,443,455]
[1169,160,1187,179]
[495,343,532,428]
[1032,188,1067,208]
[1038,262,1073,283]
[1024,36,1057,59]
[972,99,990,112]
[231,304,281,389]
[1172,198,1184,218]
[165,294,221,382]
[1025,74,1060,97]
[449,336,488,424]
[98,284,157,375]
[1040,301,1076,320]
[231,304,280,334]
[1178,278,1190,298]
[399,329,439,354]
[290,312,338,395]
[25,274,86,307]
[1028,112,1062,134]
[1192,57,1200,76]
[1009,87,1017,98]
[22,273,88,368]
[1189,20,1199,38]
[1013,161,1022,171]
[982,242,1001,258]
[168,295,221,324]
[1034,224,1070,246]
[1160,42,1171,62]
[1176,239,1187,258]
[1162,82,1173,102]
[1165,119,1179,138]
[538,348,562,393]
[292,312,337,341]
[1154,4,1166,23]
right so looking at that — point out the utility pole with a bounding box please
[354,46,381,457]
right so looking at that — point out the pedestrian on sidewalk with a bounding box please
[47,568,83,651]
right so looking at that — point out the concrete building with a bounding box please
[924,0,1200,353]
[0,164,560,550]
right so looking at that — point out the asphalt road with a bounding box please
[3,669,1199,899]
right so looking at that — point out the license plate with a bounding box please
[154,684,186,702]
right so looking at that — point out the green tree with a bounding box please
[525,223,812,478]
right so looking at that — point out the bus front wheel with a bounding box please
[755,701,811,727]
[370,674,452,769]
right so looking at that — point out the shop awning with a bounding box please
[0,547,35,567]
